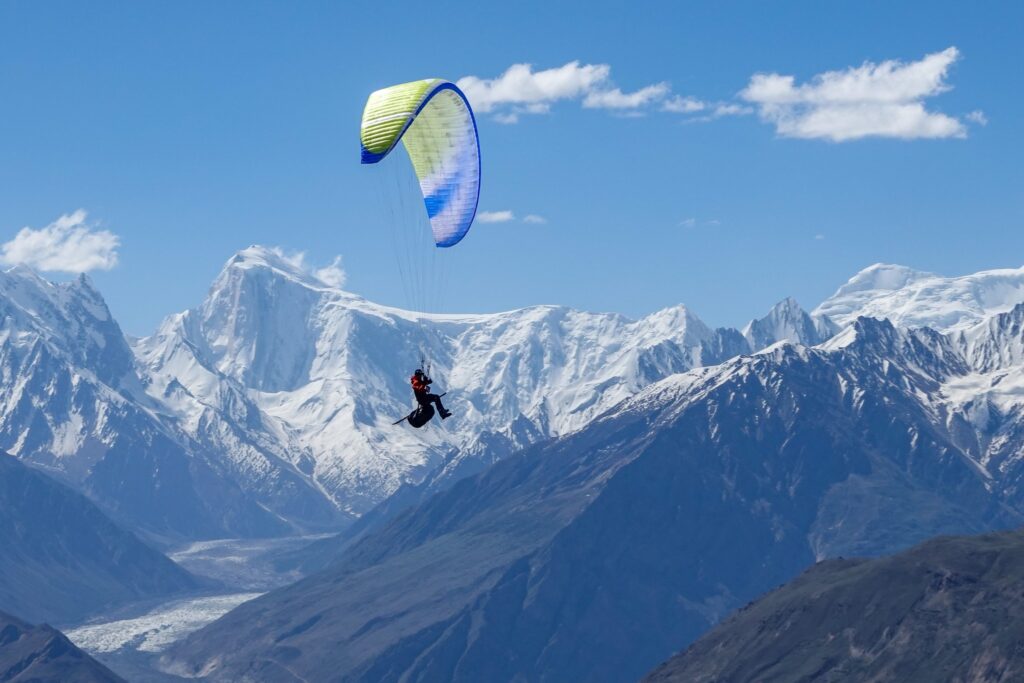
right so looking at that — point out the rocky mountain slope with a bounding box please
[0,453,199,625]
[166,314,1024,682]
[0,610,125,683]
[644,527,1024,683]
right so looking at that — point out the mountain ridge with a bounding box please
[4,251,1024,541]
[644,527,1024,683]
[165,314,1024,682]
[1,247,836,539]
[0,609,125,683]
[0,452,199,625]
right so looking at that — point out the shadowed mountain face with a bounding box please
[167,317,1024,683]
[645,527,1024,683]
[0,454,199,625]
[0,610,124,683]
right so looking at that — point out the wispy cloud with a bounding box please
[583,83,670,109]
[1,210,120,273]
[264,247,347,288]
[713,103,752,117]
[493,112,520,125]
[458,62,674,122]
[680,217,721,228]
[740,47,971,141]
[477,210,516,223]
[314,255,346,287]
[966,110,988,126]
[477,211,548,225]
[663,97,752,121]
[662,96,706,114]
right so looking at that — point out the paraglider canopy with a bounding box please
[360,79,481,248]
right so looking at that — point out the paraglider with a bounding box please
[361,78,480,426]
[392,369,450,428]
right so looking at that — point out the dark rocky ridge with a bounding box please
[0,609,124,683]
[645,527,1024,683]
[0,453,199,625]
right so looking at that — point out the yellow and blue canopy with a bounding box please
[360,79,481,248]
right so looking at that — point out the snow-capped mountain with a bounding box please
[6,249,1024,541]
[0,248,819,537]
[0,264,341,540]
[816,262,1024,332]
[134,246,812,518]
[168,315,1024,683]
[742,296,837,350]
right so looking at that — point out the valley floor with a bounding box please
[64,535,328,682]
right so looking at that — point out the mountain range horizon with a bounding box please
[6,245,1024,681]
[4,245,1024,544]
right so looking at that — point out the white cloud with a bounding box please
[815,234,825,240]
[523,214,547,224]
[583,83,669,109]
[663,96,706,114]
[713,103,752,117]
[477,210,516,223]
[680,217,723,228]
[266,247,307,270]
[458,61,671,121]
[263,247,346,288]
[966,110,988,126]
[522,103,552,114]
[493,112,520,125]
[664,97,752,123]
[458,62,610,113]
[740,47,968,141]
[1,210,120,273]
[314,255,346,288]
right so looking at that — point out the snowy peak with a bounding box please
[185,247,357,392]
[832,263,935,296]
[960,302,1024,372]
[816,262,1024,332]
[742,297,836,350]
[222,246,343,291]
[827,315,966,376]
[0,266,133,386]
[637,304,714,348]
[132,246,759,518]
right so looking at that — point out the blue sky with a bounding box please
[1,1,1022,335]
